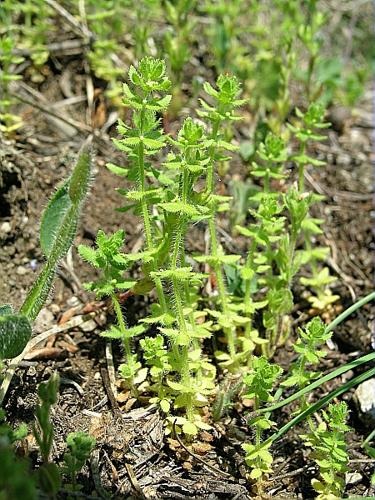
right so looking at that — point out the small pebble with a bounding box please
[67,296,81,307]
[345,472,362,486]
[16,266,28,276]
[355,378,375,425]
[80,319,97,332]
[336,154,351,167]
[49,304,60,314]
[34,308,55,333]
[0,222,11,234]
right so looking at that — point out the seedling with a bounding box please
[282,317,332,393]
[242,357,282,480]
[302,402,350,500]
[0,147,92,366]
[33,373,61,497]
[289,103,338,310]
[0,408,36,500]
[63,432,96,492]
[79,229,146,385]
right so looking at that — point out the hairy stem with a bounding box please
[206,119,237,359]
[111,294,131,359]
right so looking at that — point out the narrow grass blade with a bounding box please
[265,365,375,446]
[325,290,375,334]
[259,351,375,414]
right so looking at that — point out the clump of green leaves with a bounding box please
[63,432,96,493]
[289,103,339,310]
[0,31,24,134]
[79,229,146,385]
[282,317,331,392]
[302,402,350,500]
[242,357,282,480]
[0,409,35,499]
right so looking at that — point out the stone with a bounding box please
[80,319,97,332]
[0,222,11,235]
[34,308,55,333]
[16,266,28,276]
[355,378,375,425]
[345,472,362,486]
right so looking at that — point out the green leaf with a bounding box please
[40,180,72,258]
[68,149,92,205]
[0,304,13,315]
[106,163,129,176]
[250,468,263,479]
[182,421,198,436]
[100,326,123,339]
[142,137,165,149]
[22,147,93,322]
[0,314,32,359]
[160,201,200,217]
[78,245,99,267]
[160,399,170,413]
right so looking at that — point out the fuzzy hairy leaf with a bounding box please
[22,147,93,322]
[40,180,72,258]
[0,314,32,359]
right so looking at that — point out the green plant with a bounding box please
[21,147,92,322]
[78,229,146,385]
[99,57,218,434]
[0,29,23,135]
[239,293,375,483]
[289,102,338,310]
[83,0,128,100]
[242,356,282,480]
[32,373,61,498]
[0,376,96,498]
[0,147,92,369]
[111,56,172,323]
[132,0,160,59]
[237,132,319,356]
[0,409,37,500]
[63,432,96,492]
[282,316,331,394]
[19,0,52,67]
[196,73,248,369]
[296,0,325,101]
[163,0,195,90]
[302,402,350,500]
[202,0,248,75]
